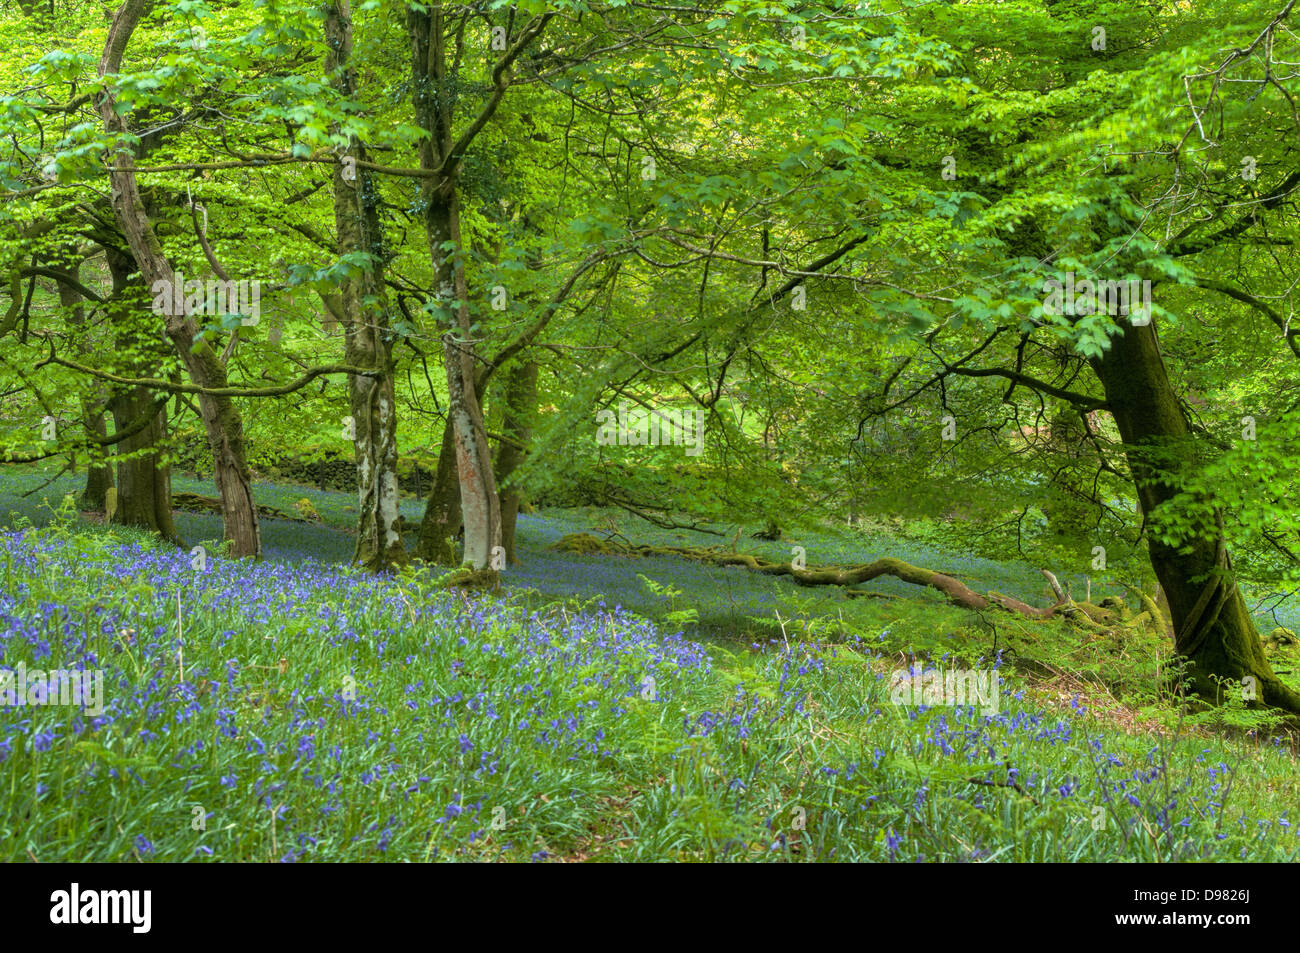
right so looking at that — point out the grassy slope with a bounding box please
[1,465,1299,861]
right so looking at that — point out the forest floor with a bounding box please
[2,464,1300,861]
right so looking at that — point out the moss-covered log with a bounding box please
[170,492,304,523]
[551,533,1136,623]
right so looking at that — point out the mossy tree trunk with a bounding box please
[109,384,178,541]
[78,407,115,512]
[102,246,175,541]
[1091,320,1300,711]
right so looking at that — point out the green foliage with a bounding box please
[1,515,1298,861]
[2,0,1300,862]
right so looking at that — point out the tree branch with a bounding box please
[37,343,378,397]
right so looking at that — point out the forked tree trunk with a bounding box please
[1091,320,1300,711]
[408,4,501,572]
[325,0,406,573]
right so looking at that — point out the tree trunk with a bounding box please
[494,359,537,564]
[78,407,115,512]
[1154,582,1175,640]
[417,421,462,564]
[101,246,174,539]
[325,0,406,573]
[161,319,261,559]
[434,191,499,572]
[1091,320,1300,711]
[109,385,178,542]
[98,0,261,558]
[408,5,501,572]
[54,258,114,510]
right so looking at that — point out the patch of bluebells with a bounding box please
[5,521,1300,862]
[0,530,714,860]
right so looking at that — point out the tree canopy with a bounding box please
[3,0,1300,708]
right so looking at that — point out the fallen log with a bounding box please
[171,491,306,523]
[552,532,1134,626]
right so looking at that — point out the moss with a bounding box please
[552,533,631,556]
[440,567,501,591]
[1264,628,1298,657]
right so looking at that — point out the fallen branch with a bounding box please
[552,533,1073,620]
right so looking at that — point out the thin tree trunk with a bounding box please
[438,191,500,571]
[1091,320,1300,711]
[494,358,537,564]
[54,256,114,510]
[417,420,462,564]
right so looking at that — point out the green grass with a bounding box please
[1,482,1300,862]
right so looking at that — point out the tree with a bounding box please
[324,0,406,572]
[97,0,261,558]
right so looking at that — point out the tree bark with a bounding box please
[98,0,261,558]
[109,384,177,541]
[101,245,175,539]
[494,358,537,564]
[441,278,501,570]
[552,533,1070,619]
[325,0,406,573]
[417,420,462,563]
[78,407,115,512]
[54,256,114,510]
[1090,320,1300,711]
[408,3,501,571]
